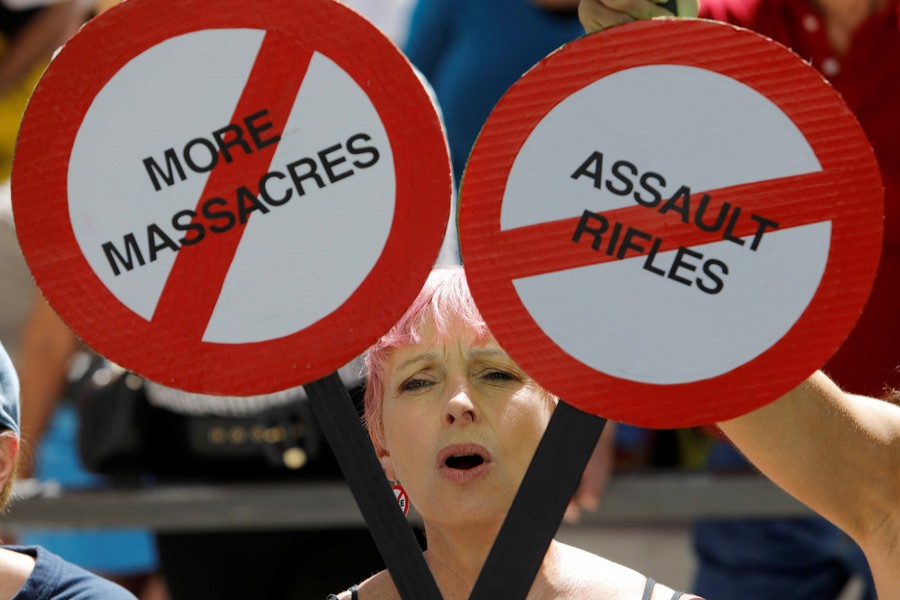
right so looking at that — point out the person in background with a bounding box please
[2,2,169,597]
[0,339,138,600]
[16,297,169,600]
[0,0,92,182]
[404,0,586,185]
[578,0,898,596]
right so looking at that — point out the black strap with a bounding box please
[643,577,657,600]
[468,401,607,599]
[305,372,441,600]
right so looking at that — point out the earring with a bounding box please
[391,482,409,516]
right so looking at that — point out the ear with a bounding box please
[369,427,397,482]
[0,434,20,488]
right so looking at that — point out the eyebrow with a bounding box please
[395,352,438,373]
[467,347,507,360]
[394,347,508,373]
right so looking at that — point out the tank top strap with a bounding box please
[325,584,359,600]
[642,577,656,600]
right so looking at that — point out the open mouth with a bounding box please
[438,444,491,476]
[445,454,486,470]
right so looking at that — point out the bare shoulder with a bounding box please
[354,568,400,600]
[550,542,702,599]
[0,547,35,599]
[551,542,645,597]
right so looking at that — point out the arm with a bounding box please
[718,372,900,595]
[0,0,91,96]
[16,294,81,476]
[565,421,616,523]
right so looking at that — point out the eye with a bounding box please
[399,376,434,393]
[480,369,519,383]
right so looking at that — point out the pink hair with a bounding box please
[364,265,490,445]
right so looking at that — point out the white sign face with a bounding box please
[68,30,395,344]
[458,19,883,426]
[501,65,829,384]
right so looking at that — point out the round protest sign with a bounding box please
[13,0,450,395]
[459,19,883,427]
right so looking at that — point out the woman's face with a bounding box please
[375,316,555,529]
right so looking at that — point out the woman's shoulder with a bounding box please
[327,545,703,600]
[551,542,646,596]
[0,547,35,599]
[550,542,702,599]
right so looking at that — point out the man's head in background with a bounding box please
[0,339,20,509]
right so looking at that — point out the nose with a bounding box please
[444,385,478,426]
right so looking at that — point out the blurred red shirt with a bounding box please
[702,0,900,397]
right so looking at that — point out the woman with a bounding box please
[332,265,900,598]
[329,265,699,599]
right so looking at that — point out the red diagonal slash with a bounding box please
[151,32,311,341]
[493,169,837,281]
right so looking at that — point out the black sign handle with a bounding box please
[469,401,607,600]
[305,371,442,600]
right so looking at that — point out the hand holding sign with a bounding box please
[578,0,698,32]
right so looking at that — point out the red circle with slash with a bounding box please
[13,0,450,395]
[392,484,409,516]
[459,19,883,427]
